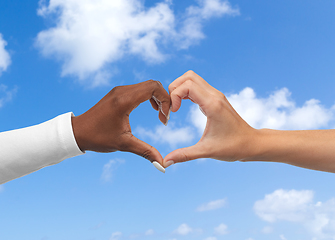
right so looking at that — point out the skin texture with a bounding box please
[72,80,171,166]
[163,70,256,166]
[163,71,335,173]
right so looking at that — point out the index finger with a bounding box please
[169,70,219,96]
[170,79,212,113]
[127,80,171,125]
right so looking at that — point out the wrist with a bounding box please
[238,128,274,162]
[71,115,89,152]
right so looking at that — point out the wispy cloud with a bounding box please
[204,237,217,240]
[280,234,287,240]
[214,223,228,235]
[174,223,194,235]
[254,189,314,223]
[0,35,17,108]
[0,84,17,108]
[135,123,195,149]
[196,198,227,212]
[178,0,239,49]
[145,229,154,236]
[101,159,125,182]
[0,33,11,74]
[254,189,335,239]
[35,0,239,86]
[190,87,335,132]
[110,231,122,240]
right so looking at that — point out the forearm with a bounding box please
[245,129,335,173]
[0,113,84,184]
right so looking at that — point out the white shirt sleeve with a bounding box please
[0,112,84,184]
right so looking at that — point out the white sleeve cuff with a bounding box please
[57,112,85,161]
[0,112,84,184]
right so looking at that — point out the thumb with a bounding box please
[163,144,205,168]
[120,134,164,165]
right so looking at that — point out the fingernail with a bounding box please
[163,108,171,126]
[167,108,171,121]
[152,95,160,105]
[160,107,165,117]
[164,160,174,168]
[152,161,165,173]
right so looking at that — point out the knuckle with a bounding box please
[141,149,152,160]
[170,89,180,99]
[180,150,189,163]
[184,79,193,88]
[211,98,225,112]
[185,70,195,76]
[109,86,129,106]
[117,141,129,152]
[168,84,174,94]
[110,85,122,94]
[146,79,155,84]
[117,133,132,151]
[147,79,162,88]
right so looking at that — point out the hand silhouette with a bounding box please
[72,80,171,167]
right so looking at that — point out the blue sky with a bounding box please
[1,0,335,240]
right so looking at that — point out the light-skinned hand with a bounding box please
[163,71,335,173]
[163,70,256,167]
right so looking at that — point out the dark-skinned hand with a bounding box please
[72,80,171,167]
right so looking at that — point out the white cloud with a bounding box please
[101,159,125,182]
[174,223,193,235]
[204,237,217,240]
[214,223,228,235]
[0,84,17,108]
[254,189,335,239]
[136,123,195,148]
[0,34,11,74]
[35,0,239,86]
[279,234,287,240]
[190,87,335,133]
[254,189,314,223]
[229,87,334,130]
[145,229,154,236]
[178,0,239,49]
[196,198,226,212]
[129,233,139,239]
[190,104,207,135]
[110,231,122,240]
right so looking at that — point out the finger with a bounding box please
[150,97,170,125]
[170,79,211,113]
[169,70,216,95]
[121,134,165,166]
[128,80,171,125]
[150,98,159,111]
[151,86,171,125]
[163,144,206,167]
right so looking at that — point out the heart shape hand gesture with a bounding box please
[72,70,335,175]
[72,71,255,172]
